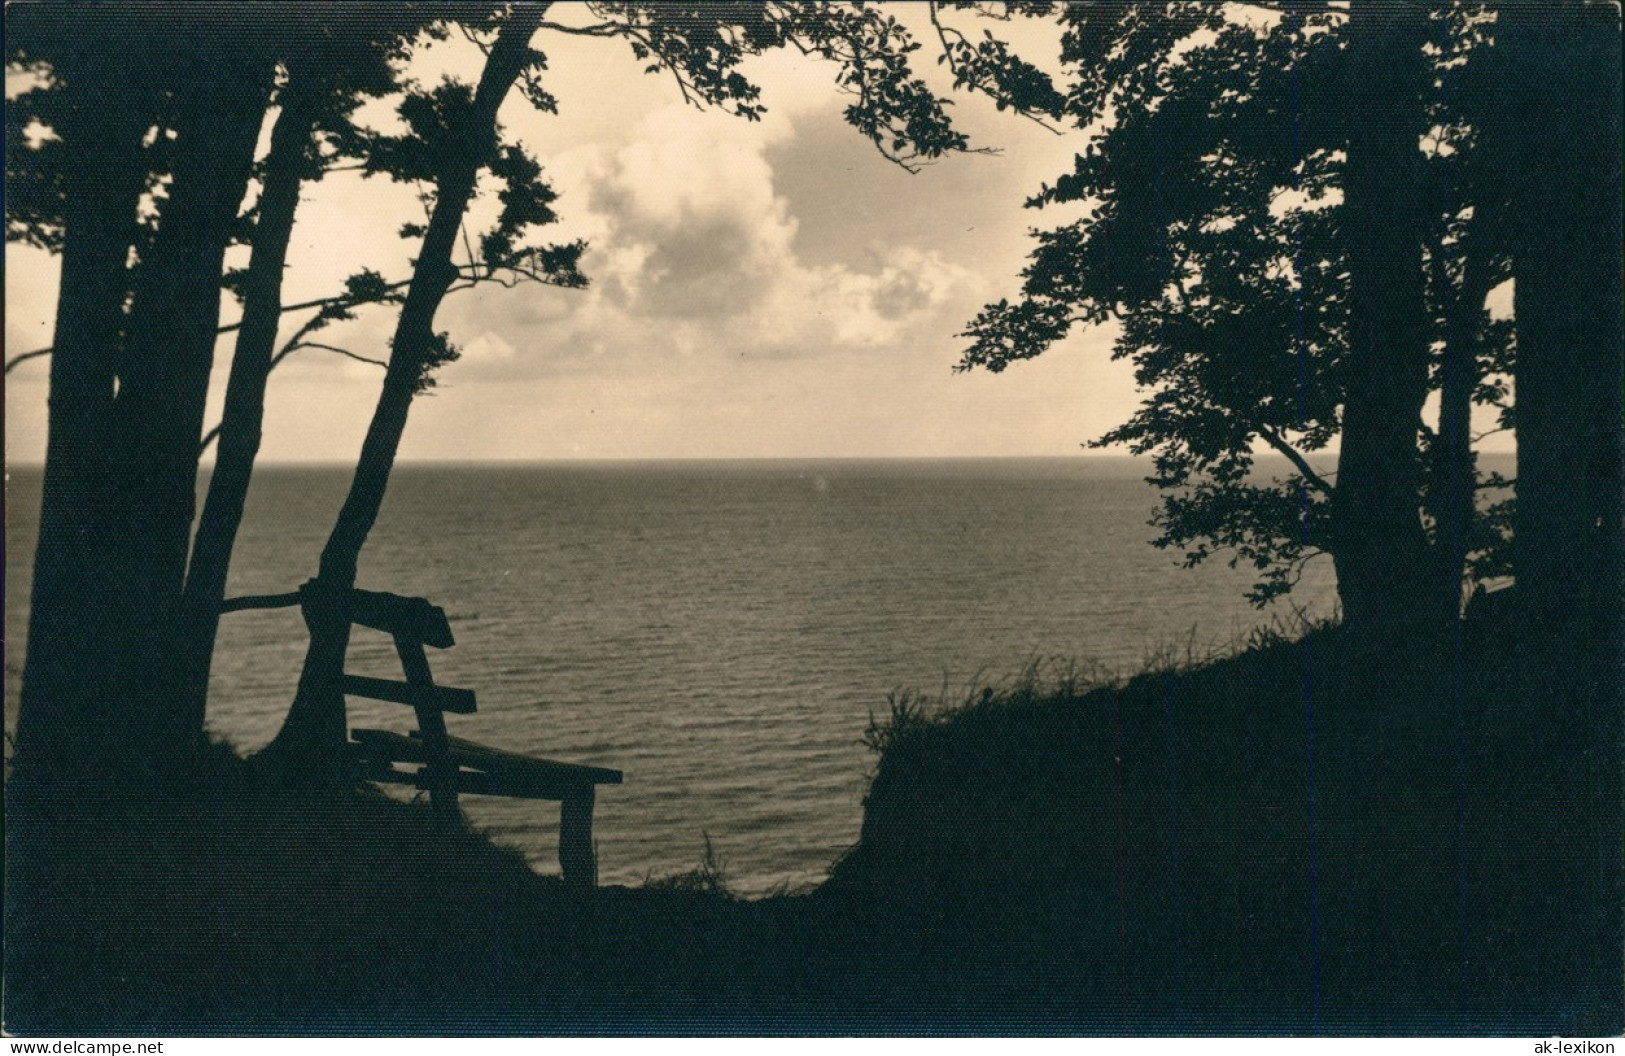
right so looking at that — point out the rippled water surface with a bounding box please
[5,459,1338,893]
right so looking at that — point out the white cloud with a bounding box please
[460,331,516,364]
[431,97,982,392]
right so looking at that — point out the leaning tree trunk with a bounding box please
[97,57,275,773]
[12,68,158,782]
[1330,0,1439,642]
[259,6,548,782]
[173,71,326,737]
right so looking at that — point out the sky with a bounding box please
[5,9,1148,464]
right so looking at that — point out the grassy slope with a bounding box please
[829,620,1621,1034]
[4,748,818,1034]
[4,620,1619,1035]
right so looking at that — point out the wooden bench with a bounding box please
[223,585,621,886]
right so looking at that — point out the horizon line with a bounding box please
[6,452,1147,471]
[3,449,1520,471]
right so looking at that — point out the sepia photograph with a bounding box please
[4,0,1621,1038]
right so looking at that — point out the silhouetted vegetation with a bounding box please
[958,4,1620,651]
[7,610,1616,1034]
[834,615,1618,1033]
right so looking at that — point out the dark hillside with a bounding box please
[4,748,794,1034]
[825,619,1620,1034]
[5,614,1617,1034]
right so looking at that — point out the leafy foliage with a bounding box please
[4,83,70,251]
[338,73,587,370]
[411,332,462,395]
[561,3,1062,172]
[960,4,1517,605]
[930,2,1068,119]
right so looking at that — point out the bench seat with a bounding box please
[351,726,620,887]
[351,728,623,798]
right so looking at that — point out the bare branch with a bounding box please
[1256,423,1334,495]
[9,275,424,376]
[3,347,51,376]
[458,217,482,280]
[281,341,389,369]
[535,19,623,39]
[1286,550,1328,590]
[255,282,413,328]
[202,339,388,454]
[1470,426,1512,445]
[457,22,494,56]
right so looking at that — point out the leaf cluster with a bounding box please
[4,80,70,251]
[561,3,1066,172]
[411,331,462,395]
[932,2,1066,117]
[351,73,588,304]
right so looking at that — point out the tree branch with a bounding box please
[457,22,494,57]
[284,341,389,369]
[927,1,1063,137]
[535,19,623,39]
[3,348,51,376]
[201,340,388,455]
[0,260,560,376]
[1256,423,1334,495]
[3,277,423,376]
[928,4,971,76]
[618,23,703,111]
[192,251,562,454]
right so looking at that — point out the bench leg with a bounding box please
[559,788,597,888]
[418,721,461,822]
[427,780,461,821]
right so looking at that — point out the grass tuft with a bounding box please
[642,832,735,898]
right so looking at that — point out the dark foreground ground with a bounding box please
[5,617,1620,1035]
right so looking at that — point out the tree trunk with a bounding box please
[1497,4,1623,667]
[260,6,548,780]
[174,72,326,737]
[1424,253,1494,617]
[97,56,275,770]
[11,69,156,781]
[1330,0,1439,642]
[1485,3,1623,1023]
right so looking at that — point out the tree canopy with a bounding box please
[959,3,1535,627]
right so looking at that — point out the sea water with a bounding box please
[4,458,1339,893]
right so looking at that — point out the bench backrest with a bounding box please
[347,588,455,649]
[334,589,471,815]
